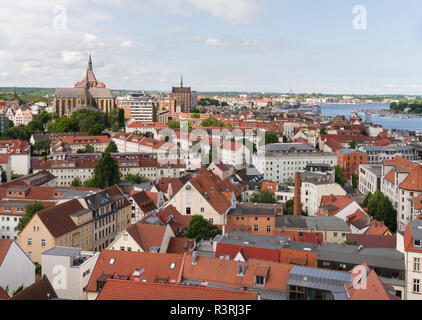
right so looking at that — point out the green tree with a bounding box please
[15,202,46,231]
[352,173,359,189]
[111,122,120,132]
[33,139,51,153]
[360,130,368,136]
[250,190,276,204]
[124,173,149,184]
[12,285,24,297]
[319,127,327,135]
[363,191,372,208]
[366,191,397,232]
[104,141,118,153]
[350,140,357,149]
[184,215,221,241]
[34,262,42,276]
[168,120,180,129]
[344,239,358,246]
[191,113,200,119]
[264,132,279,145]
[200,116,225,127]
[70,177,82,187]
[91,152,120,189]
[1,169,7,183]
[84,145,95,153]
[284,199,307,215]
[334,166,347,186]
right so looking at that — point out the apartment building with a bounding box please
[359,163,382,195]
[0,140,31,175]
[17,185,131,262]
[359,145,417,164]
[254,143,337,184]
[403,220,422,300]
[336,149,367,180]
[50,135,110,154]
[381,156,422,232]
[116,93,156,122]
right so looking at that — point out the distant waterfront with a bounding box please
[320,103,422,132]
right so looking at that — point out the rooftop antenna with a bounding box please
[181,74,183,88]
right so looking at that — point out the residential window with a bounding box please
[41,239,46,247]
[123,234,128,241]
[120,246,125,251]
[414,279,420,294]
[415,240,421,247]
[333,232,338,237]
[27,238,32,246]
[255,275,265,286]
[266,226,271,233]
[254,225,258,232]
[415,258,421,272]
[200,207,204,213]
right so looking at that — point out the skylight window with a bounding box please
[109,258,115,265]
[170,263,176,269]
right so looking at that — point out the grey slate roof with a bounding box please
[264,143,315,152]
[42,246,82,257]
[287,266,352,299]
[215,231,291,250]
[317,243,405,270]
[275,215,350,232]
[410,220,422,239]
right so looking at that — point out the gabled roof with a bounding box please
[181,255,293,292]
[130,190,156,214]
[96,279,258,300]
[0,286,9,300]
[319,195,355,216]
[11,275,57,300]
[0,239,12,265]
[85,251,184,292]
[36,199,85,238]
[126,223,167,252]
[346,234,396,248]
[188,172,232,215]
[216,242,280,262]
[365,220,391,236]
[345,264,400,300]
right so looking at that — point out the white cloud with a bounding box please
[61,51,85,64]
[120,40,133,48]
[166,26,189,34]
[155,0,259,24]
[205,38,224,46]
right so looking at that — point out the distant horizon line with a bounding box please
[0,87,421,97]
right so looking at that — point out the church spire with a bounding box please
[88,53,93,70]
[180,74,183,88]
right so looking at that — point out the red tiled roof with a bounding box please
[346,234,396,248]
[96,279,258,300]
[364,221,391,236]
[215,242,280,262]
[167,237,194,254]
[320,195,354,216]
[85,251,184,292]
[126,223,167,252]
[0,239,12,265]
[0,286,9,300]
[181,255,293,292]
[345,265,400,300]
[261,181,278,194]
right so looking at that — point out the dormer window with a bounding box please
[255,275,265,285]
[415,239,421,247]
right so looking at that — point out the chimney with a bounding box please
[294,172,301,216]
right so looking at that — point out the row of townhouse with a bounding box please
[50,135,110,153]
[17,185,131,263]
[32,157,186,186]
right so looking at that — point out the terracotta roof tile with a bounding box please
[85,251,184,292]
[0,239,12,266]
[126,223,167,252]
[97,279,258,300]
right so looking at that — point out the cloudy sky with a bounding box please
[1,0,422,94]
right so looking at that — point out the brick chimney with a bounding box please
[294,172,301,216]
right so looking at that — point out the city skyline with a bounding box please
[2,0,422,94]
